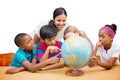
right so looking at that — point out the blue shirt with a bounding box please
[9,44,37,67]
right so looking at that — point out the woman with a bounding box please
[32,7,68,44]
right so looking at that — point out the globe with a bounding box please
[61,36,92,76]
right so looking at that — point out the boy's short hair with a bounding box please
[14,33,27,47]
[40,25,57,40]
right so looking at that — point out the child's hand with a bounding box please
[48,46,60,54]
[88,55,97,67]
[47,56,60,64]
[40,67,45,71]
[5,68,19,74]
[119,55,120,62]
[90,55,99,65]
[96,41,102,49]
[88,60,94,67]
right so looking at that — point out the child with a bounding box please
[5,33,60,74]
[63,25,93,48]
[36,24,64,70]
[90,24,120,69]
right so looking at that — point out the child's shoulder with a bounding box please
[55,41,63,48]
[56,40,62,44]
[14,48,25,57]
[36,42,46,50]
[111,43,120,50]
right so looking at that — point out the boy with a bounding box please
[36,25,64,70]
[5,33,59,74]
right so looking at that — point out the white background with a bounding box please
[0,0,120,53]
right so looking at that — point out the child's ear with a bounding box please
[20,46,25,50]
[63,36,66,40]
[110,36,113,42]
[53,19,55,22]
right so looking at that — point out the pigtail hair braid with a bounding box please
[111,24,117,34]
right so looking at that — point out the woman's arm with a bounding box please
[33,34,40,44]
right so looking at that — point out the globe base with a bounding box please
[65,69,84,76]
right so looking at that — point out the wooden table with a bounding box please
[0,66,120,80]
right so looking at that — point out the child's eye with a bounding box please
[48,39,51,41]
[74,31,76,33]
[52,37,56,40]
[74,30,78,33]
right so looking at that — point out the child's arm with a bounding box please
[91,55,117,69]
[39,47,50,62]
[88,41,102,67]
[41,58,64,71]
[92,41,102,55]
[5,58,36,74]
[20,56,60,72]
[31,58,36,64]
[5,57,59,74]
[5,66,25,74]
[40,46,60,62]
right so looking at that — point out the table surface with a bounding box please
[0,65,120,80]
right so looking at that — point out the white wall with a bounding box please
[0,0,120,53]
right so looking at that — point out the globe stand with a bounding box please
[66,68,84,76]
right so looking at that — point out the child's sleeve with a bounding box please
[36,44,45,63]
[58,41,63,58]
[15,52,27,63]
[32,44,37,58]
[111,46,120,58]
[58,52,62,58]
[36,50,45,62]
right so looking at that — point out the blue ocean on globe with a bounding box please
[61,36,92,68]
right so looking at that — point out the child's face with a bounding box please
[44,36,56,46]
[64,26,80,40]
[67,26,80,34]
[21,35,34,51]
[98,30,113,46]
[64,32,79,40]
